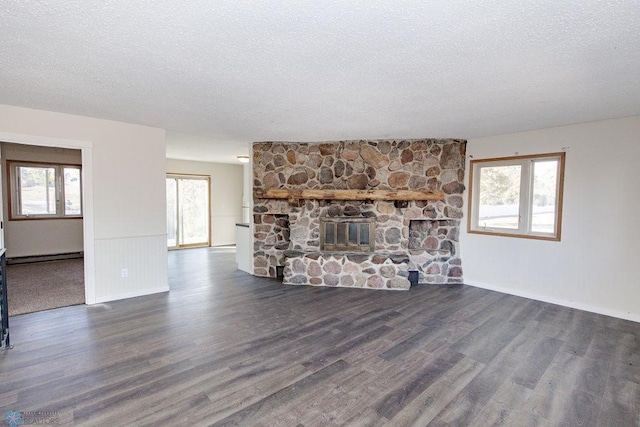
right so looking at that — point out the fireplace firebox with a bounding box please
[320,217,375,253]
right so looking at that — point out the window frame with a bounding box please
[7,160,83,220]
[467,152,565,241]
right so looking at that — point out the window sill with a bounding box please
[468,229,560,242]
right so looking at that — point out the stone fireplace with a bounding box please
[253,139,466,290]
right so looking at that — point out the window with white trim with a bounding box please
[8,161,82,219]
[468,152,565,241]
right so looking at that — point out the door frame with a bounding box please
[0,132,96,304]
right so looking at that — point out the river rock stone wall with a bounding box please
[283,251,411,290]
[253,139,466,288]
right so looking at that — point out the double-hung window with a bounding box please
[8,161,82,219]
[468,152,565,241]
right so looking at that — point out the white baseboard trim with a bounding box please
[465,280,640,324]
[92,286,169,304]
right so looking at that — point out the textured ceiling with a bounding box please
[2,1,639,163]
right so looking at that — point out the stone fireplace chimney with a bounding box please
[252,139,466,290]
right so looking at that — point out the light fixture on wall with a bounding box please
[237,155,250,164]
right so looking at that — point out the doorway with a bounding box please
[1,142,86,315]
[166,174,211,249]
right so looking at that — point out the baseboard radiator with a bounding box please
[7,252,84,265]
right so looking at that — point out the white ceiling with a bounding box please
[2,1,639,164]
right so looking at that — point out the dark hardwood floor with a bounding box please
[1,248,639,426]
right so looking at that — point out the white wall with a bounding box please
[1,143,84,257]
[460,116,640,322]
[0,104,168,303]
[166,159,243,246]
[242,162,252,223]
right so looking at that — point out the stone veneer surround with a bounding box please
[253,139,466,289]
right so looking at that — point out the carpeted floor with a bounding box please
[7,259,85,316]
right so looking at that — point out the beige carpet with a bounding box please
[7,259,85,316]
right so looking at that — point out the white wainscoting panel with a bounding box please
[94,234,168,303]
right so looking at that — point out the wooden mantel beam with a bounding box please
[254,188,445,202]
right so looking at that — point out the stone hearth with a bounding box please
[253,139,466,289]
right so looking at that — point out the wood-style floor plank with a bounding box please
[1,248,639,426]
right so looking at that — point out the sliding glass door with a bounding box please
[166,175,210,249]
